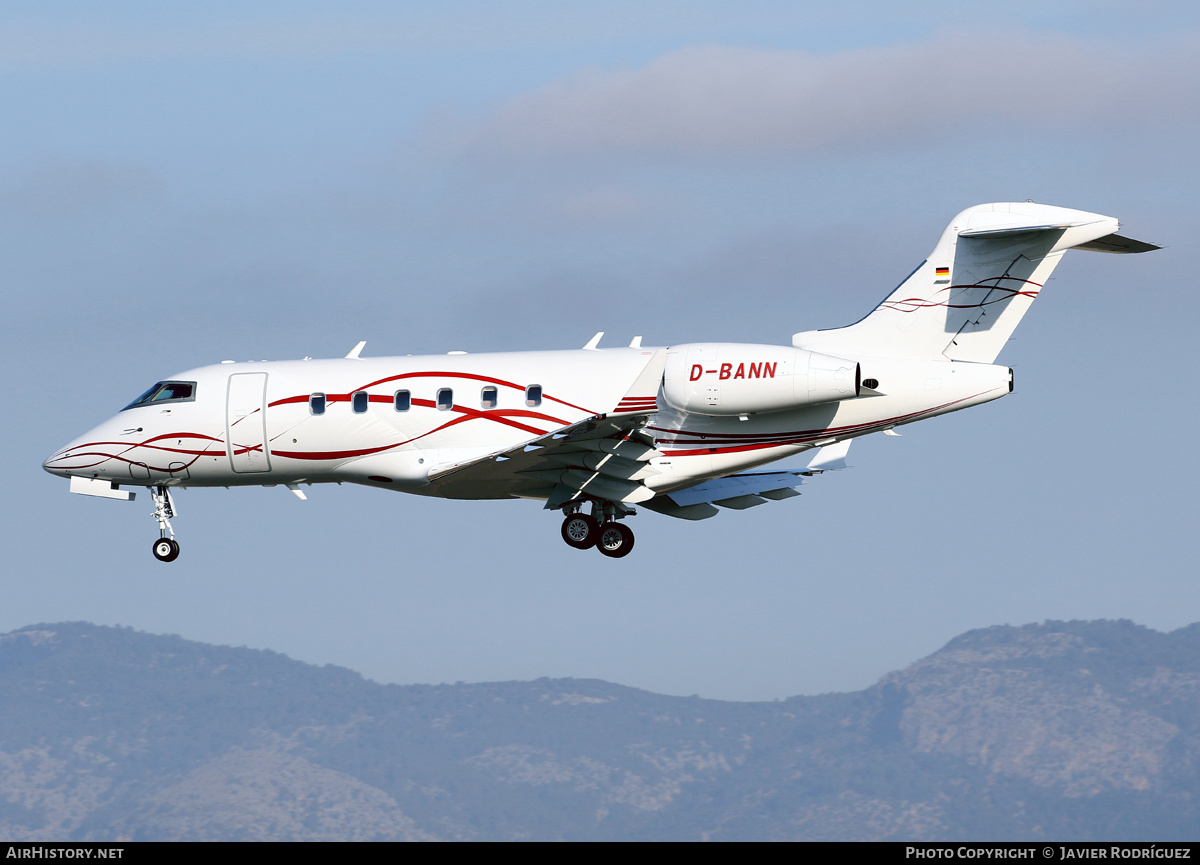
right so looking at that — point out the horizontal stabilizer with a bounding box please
[1074,233,1161,254]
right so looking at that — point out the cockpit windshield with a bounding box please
[122,381,197,411]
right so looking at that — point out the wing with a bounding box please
[427,414,662,506]
[428,350,849,518]
[425,350,667,508]
[642,439,852,521]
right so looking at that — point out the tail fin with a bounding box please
[793,202,1159,363]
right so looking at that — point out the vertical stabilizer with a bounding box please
[792,203,1153,363]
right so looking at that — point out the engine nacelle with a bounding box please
[662,343,860,416]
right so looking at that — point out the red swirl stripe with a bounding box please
[269,370,596,415]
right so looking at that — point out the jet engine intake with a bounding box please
[662,343,859,416]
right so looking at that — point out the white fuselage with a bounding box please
[42,201,1154,562]
[43,345,1011,499]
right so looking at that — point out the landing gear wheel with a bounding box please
[561,513,599,549]
[596,522,635,558]
[152,538,180,563]
[149,486,180,562]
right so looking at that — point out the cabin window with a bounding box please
[352,391,369,413]
[437,388,454,410]
[394,390,411,412]
[122,381,198,411]
[309,393,326,415]
[481,386,498,409]
[525,384,542,407]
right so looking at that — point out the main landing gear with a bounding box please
[559,502,636,559]
[150,485,180,562]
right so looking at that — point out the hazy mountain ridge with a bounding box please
[0,620,1196,841]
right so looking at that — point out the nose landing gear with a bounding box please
[150,485,180,562]
[559,501,636,558]
[152,537,180,562]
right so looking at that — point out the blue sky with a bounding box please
[4,2,1198,700]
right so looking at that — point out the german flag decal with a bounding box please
[935,266,950,277]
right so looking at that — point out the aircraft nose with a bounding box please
[43,451,67,476]
[43,441,79,477]
[42,419,120,479]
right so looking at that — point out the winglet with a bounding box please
[345,341,367,359]
[612,349,666,415]
[582,332,604,350]
[629,336,643,348]
[806,439,852,471]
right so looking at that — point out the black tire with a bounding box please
[596,522,635,558]
[560,513,599,550]
[152,538,180,562]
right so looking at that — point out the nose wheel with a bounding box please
[153,537,180,562]
[150,485,180,563]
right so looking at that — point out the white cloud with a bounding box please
[474,32,1200,156]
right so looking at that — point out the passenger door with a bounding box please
[226,373,271,473]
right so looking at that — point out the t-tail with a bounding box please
[793,202,1159,363]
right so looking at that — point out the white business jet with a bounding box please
[44,203,1157,561]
